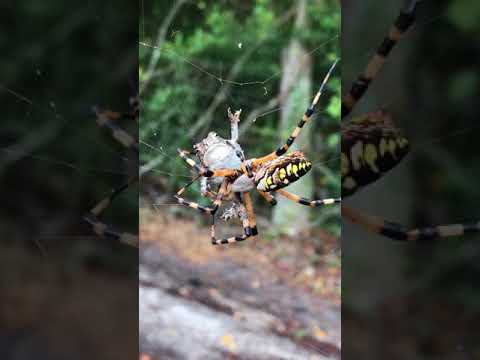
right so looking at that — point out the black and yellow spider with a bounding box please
[174,61,341,245]
[341,0,480,241]
[83,97,139,247]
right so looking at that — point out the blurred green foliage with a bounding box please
[140,0,340,234]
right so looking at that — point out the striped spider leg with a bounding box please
[247,59,341,237]
[341,0,480,241]
[343,205,480,242]
[342,0,420,119]
[275,189,340,208]
[84,101,139,247]
[93,102,139,152]
[84,176,138,247]
[173,167,256,245]
[210,189,258,245]
[174,149,240,214]
[252,59,339,166]
[248,59,341,212]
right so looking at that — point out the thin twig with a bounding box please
[140,0,189,95]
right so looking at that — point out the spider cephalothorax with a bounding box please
[174,61,341,245]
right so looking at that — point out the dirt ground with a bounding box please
[139,209,341,359]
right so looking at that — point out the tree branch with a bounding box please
[140,0,188,95]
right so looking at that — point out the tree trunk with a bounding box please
[272,0,313,236]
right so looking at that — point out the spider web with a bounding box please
[138,0,342,241]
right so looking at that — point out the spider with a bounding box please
[174,61,341,245]
[83,96,139,247]
[341,0,480,241]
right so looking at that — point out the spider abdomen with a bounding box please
[255,151,312,192]
[342,110,409,197]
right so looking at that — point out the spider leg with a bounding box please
[174,175,220,214]
[175,178,254,245]
[211,192,257,245]
[84,100,139,246]
[343,205,480,241]
[275,189,340,207]
[83,176,139,247]
[341,0,420,119]
[243,192,258,236]
[177,149,205,173]
[252,60,339,166]
[93,107,138,151]
[83,215,138,247]
[177,149,239,178]
[258,190,277,206]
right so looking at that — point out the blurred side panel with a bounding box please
[0,1,138,359]
[342,0,480,358]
